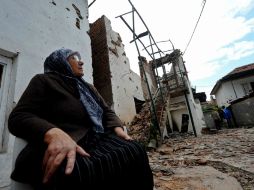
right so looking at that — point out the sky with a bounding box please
[88,0,254,99]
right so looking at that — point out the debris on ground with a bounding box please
[146,127,254,190]
[127,102,254,190]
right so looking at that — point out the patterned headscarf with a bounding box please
[44,48,104,133]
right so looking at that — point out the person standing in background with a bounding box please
[222,106,233,128]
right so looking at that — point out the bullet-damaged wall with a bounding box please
[90,16,145,124]
[0,0,92,188]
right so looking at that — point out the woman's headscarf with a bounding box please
[44,48,104,133]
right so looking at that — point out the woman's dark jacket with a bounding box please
[8,73,123,184]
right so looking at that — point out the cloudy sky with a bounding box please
[88,0,254,98]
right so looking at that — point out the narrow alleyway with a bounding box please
[147,127,254,190]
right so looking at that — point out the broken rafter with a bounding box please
[130,31,149,43]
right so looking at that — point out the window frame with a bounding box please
[0,55,12,152]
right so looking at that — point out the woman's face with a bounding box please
[67,54,84,77]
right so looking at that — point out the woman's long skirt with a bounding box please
[52,131,154,190]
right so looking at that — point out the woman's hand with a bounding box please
[114,126,133,140]
[42,128,90,184]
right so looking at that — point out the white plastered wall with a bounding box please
[103,17,144,124]
[185,79,205,136]
[169,56,205,136]
[0,0,91,187]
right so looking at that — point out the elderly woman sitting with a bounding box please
[8,48,154,190]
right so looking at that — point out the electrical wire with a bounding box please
[183,0,206,55]
[88,0,96,8]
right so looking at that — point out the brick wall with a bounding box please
[90,16,113,106]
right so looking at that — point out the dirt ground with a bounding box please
[146,127,254,190]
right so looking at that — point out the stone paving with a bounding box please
[148,127,254,190]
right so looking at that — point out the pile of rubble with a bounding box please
[127,103,152,145]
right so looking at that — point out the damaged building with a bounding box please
[89,16,145,124]
[136,49,206,141]
[0,0,207,189]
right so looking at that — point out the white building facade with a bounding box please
[211,63,254,107]
[0,0,92,188]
